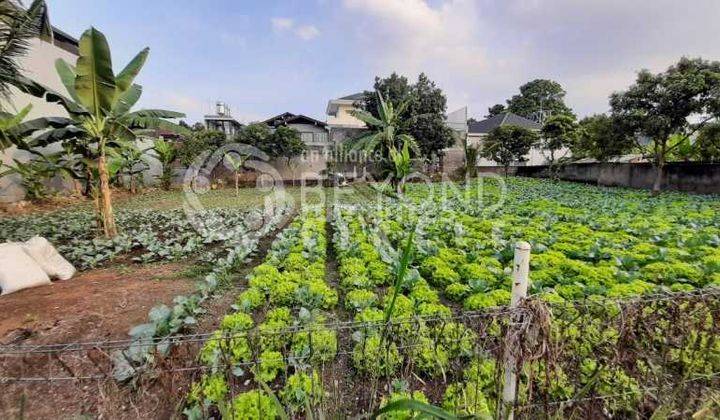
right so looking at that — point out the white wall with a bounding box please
[327,103,365,128]
[1,37,79,203]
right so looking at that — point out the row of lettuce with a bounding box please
[185,207,335,418]
[390,178,720,308]
[113,205,294,382]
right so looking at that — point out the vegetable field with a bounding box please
[2,179,720,418]
[182,178,720,418]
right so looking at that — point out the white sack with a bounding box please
[0,243,51,295]
[22,236,76,280]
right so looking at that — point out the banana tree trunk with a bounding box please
[97,153,118,238]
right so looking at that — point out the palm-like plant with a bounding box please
[11,27,186,237]
[0,103,31,149]
[224,152,248,196]
[152,138,177,191]
[350,91,418,192]
[110,141,148,193]
[0,0,50,100]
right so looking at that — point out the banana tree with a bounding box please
[152,138,177,190]
[11,27,186,237]
[0,152,63,200]
[0,104,32,150]
[224,152,249,196]
[110,141,149,193]
[350,91,419,190]
[388,137,412,194]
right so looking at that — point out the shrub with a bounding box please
[291,326,338,364]
[281,370,324,413]
[254,350,285,383]
[269,280,299,306]
[230,390,277,419]
[345,289,378,311]
[353,335,402,377]
[410,336,449,375]
[220,312,254,332]
[464,290,511,310]
[458,263,497,285]
[641,261,704,286]
[420,257,460,286]
[378,390,429,419]
[442,382,491,417]
[445,283,471,302]
[237,288,265,312]
[409,280,440,304]
[188,374,228,406]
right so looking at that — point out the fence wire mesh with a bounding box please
[2,288,720,418]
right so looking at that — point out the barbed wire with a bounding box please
[2,287,719,355]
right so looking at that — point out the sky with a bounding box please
[46,0,720,124]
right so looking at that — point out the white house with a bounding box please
[468,112,570,167]
[0,19,80,203]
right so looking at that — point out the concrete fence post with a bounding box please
[501,241,531,420]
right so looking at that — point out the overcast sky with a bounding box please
[46,0,720,124]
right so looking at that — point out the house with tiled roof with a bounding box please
[467,112,562,167]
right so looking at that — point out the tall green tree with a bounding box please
[273,125,305,164]
[480,125,538,176]
[506,79,574,121]
[694,122,720,162]
[360,72,453,159]
[541,114,579,164]
[485,104,506,118]
[234,123,273,155]
[610,57,720,193]
[12,27,185,237]
[573,114,631,161]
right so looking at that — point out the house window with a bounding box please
[313,132,328,143]
[301,132,314,144]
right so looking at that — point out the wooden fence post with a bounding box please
[501,241,531,420]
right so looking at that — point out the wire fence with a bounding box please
[2,288,720,418]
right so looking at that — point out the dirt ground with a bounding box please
[0,213,293,420]
[0,262,195,343]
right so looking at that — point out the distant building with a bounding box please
[326,93,368,144]
[467,112,559,167]
[263,112,330,153]
[204,102,243,138]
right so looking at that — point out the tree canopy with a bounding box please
[540,114,579,163]
[486,104,506,118]
[610,56,720,191]
[360,72,454,159]
[506,79,574,120]
[572,114,631,161]
[480,125,538,173]
[234,123,305,162]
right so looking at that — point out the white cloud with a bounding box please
[271,18,320,41]
[295,25,320,41]
[271,17,294,32]
[342,0,485,76]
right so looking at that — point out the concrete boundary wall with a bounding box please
[510,162,720,194]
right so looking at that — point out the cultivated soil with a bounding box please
[0,211,295,420]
